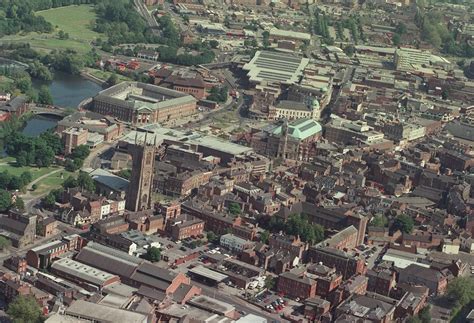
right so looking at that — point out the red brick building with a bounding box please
[277,270,317,300]
[159,201,181,220]
[159,75,208,100]
[367,268,397,296]
[167,216,205,241]
[306,246,366,279]
[269,234,308,259]
[26,240,70,269]
[37,217,58,238]
[3,256,27,275]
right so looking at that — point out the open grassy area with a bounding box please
[37,5,102,42]
[31,169,74,196]
[0,156,16,164]
[0,5,103,54]
[0,163,60,180]
[85,68,133,83]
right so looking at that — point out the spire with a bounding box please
[144,131,148,146]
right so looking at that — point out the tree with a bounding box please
[407,317,422,323]
[0,236,10,250]
[209,40,219,49]
[206,231,218,243]
[344,45,355,56]
[117,169,132,180]
[145,247,161,262]
[392,214,414,234]
[37,85,53,105]
[107,73,119,86]
[262,31,270,48]
[371,214,388,227]
[13,197,25,211]
[260,230,270,244]
[7,295,43,323]
[395,22,407,35]
[62,176,78,189]
[42,188,63,209]
[0,189,11,212]
[392,33,401,46]
[77,171,95,192]
[447,277,474,309]
[441,88,449,100]
[264,276,275,290]
[58,30,69,40]
[207,86,228,103]
[419,305,431,323]
[228,202,241,215]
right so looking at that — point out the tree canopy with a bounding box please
[0,189,12,212]
[228,202,241,215]
[5,130,62,168]
[62,172,95,192]
[268,214,325,244]
[392,214,414,234]
[7,295,44,323]
[145,247,161,262]
[207,86,228,103]
[0,236,11,250]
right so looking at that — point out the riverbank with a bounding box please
[0,112,34,139]
[80,70,106,85]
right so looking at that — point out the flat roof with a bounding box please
[236,314,267,323]
[243,51,309,85]
[269,28,311,41]
[51,258,118,286]
[123,127,252,157]
[271,118,322,140]
[190,265,229,282]
[188,295,235,315]
[87,168,129,192]
[65,300,148,323]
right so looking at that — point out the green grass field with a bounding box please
[85,68,133,83]
[37,5,102,42]
[0,163,59,180]
[0,5,103,54]
[31,170,74,196]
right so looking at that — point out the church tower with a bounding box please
[125,132,156,212]
[278,119,289,159]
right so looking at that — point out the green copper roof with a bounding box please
[272,118,322,140]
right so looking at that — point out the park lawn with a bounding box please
[31,170,74,196]
[0,156,16,164]
[85,68,133,83]
[1,33,92,54]
[0,5,104,54]
[0,163,60,181]
[37,5,102,42]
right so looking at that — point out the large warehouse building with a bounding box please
[90,82,197,125]
[242,51,309,95]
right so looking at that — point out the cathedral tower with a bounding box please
[125,132,156,212]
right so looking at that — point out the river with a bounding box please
[32,71,102,108]
[20,72,103,137]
